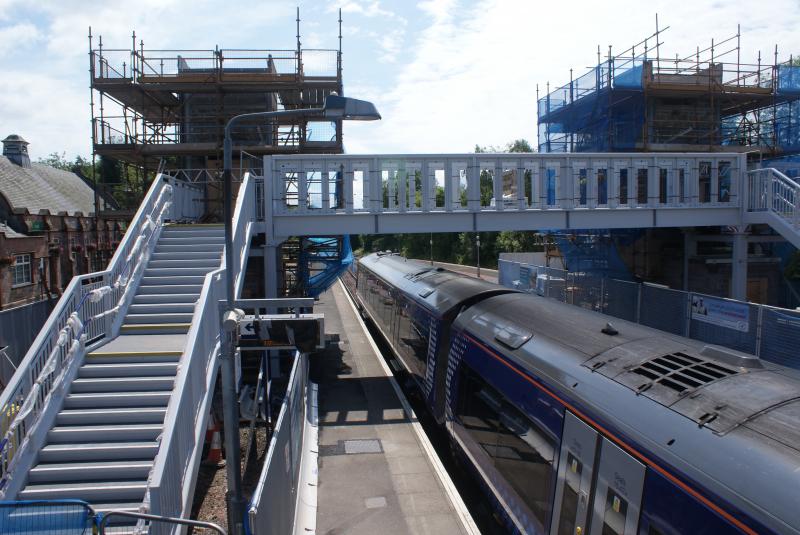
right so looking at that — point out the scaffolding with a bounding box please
[88,11,351,298]
[88,10,344,182]
[537,23,800,155]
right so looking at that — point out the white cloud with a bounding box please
[0,22,42,54]
[345,0,800,154]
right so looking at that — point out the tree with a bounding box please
[354,139,539,269]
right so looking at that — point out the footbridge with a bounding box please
[0,151,797,533]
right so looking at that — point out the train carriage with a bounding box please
[354,252,513,421]
[347,253,800,535]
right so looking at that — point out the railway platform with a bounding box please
[310,281,478,535]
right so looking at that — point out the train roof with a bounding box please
[359,252,514,315]
[455,292,800,534]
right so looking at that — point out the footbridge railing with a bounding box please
[263,153,748,236]
[745,167,800,247]
[0,176,203,498]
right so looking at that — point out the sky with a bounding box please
[1,0,800,160]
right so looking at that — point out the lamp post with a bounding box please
[221,94,380,534]
[476,233,481,279]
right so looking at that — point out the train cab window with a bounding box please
[556,453,583,535]
[456,365,557,531]
[600,490,628,535]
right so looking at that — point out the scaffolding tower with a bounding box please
[88,12,351,298]
[537,24,800,155]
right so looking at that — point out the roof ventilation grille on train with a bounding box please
[631,352,739,394]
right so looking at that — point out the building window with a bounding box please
[11,254,32,286]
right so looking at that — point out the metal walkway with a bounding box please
[260,153,799,248]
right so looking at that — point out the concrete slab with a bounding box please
[312,282,473,535]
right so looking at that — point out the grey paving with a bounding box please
[312,283,468,535]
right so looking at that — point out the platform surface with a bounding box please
[312,282,473,535]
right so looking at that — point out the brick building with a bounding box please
[0,134,128,310]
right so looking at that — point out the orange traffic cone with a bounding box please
[203,414,224,466]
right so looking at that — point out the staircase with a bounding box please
[16,224,224,524]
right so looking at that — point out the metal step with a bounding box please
[133,293,199,304]
[85,351,181,365]
[127,302,196,314]
[120,323,190,335]
[158,236,225,245]
[140,275,207,286]
[161,228,224,238]
[19,481,147,502]
[155,244,223,254]
[64,391,171,409]
[78,362,178,378]
[124,312,194,325]
[71,376,175,393]
[57,407,167,425]
[28,460,153,483]
[39,441,159,462]
[136,284,203,295]
[47,424,162,443]
[148,259,220,269]
[144,266,216,277]
[151,250,221,261]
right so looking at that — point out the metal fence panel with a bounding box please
[518,264,534,291]
[497,260,519,288]
[640,285,687,336]
[571,273,603,313]
[248,352,307,535]
[757,307,800,369]
[689,293,759,355]
[602,279,638,322]
[0,500,94,534]
[0,301,53,380]
[498,259,800,366]
[544,267,569,302]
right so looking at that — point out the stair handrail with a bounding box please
[147,173,256,526]
[746,167,799,230]
[0,175,182,494]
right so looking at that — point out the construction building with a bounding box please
[89,13,351,297]
[535,25,800,307]
[538,26,800,154]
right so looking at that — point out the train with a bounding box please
[343,251,800,535]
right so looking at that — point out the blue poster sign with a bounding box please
[691,294,749,332]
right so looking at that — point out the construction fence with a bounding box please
[498,259,800,369]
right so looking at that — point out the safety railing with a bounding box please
[147,173,255,527]
[746,167,799,233]
[0,175,202,497]
[92,47,339,81]
[498,259,800,369]
[247,351,308,535]
[93,120,305,148]
[266,153,746,216]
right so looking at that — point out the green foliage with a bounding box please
[785,250,800,279]
[35,153,151,210]
[355,139,541,268]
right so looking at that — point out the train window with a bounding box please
[456,366,501,455]
[600,490,628,535]
[556,453,582,535]
[457,365,557,531]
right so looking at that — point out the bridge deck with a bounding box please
[312,282,476,535]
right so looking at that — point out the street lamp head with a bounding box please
[323,94,381,121]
